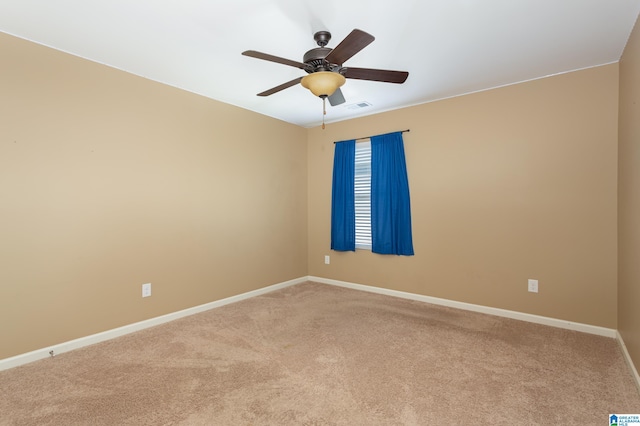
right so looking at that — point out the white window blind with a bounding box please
[354,140,371,249]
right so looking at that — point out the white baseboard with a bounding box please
[617,331,640,393]
[315,275,637,390]
[3,275,633,379]
[0,277,306,372]
[309,276,618,338]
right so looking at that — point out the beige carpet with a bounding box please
[1,281,639,425]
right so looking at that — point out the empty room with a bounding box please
[1,1,640,424]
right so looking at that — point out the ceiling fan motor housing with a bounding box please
[303,47,335,73]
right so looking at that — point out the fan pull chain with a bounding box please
[322,97,326,130]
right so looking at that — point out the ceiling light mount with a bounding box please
[313,31,332,47]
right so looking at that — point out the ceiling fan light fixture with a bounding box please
[301,71,346,98]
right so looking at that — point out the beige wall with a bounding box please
[308,64,619,328]
[619,16,640,374]
[0,33,308,359]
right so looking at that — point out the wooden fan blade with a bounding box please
[344,67,409,83]
[242,50,309,70]
[324,29,374,65]
[257,77,303,96]
[328,88,346,106]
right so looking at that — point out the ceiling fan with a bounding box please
[242,29,409,107]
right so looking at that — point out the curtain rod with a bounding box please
[333,129,410,144]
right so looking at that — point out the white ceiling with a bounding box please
[1,0,639,128]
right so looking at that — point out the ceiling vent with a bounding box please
[346,101,372,110]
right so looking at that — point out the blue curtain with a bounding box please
[331,140,356,251]
[371,132,414,255]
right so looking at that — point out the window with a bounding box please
[331,131,413,255]
[354,140,371,249]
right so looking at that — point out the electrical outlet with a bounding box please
[142,283,152,298]
[528,279,538,293]
[324,255,330,265]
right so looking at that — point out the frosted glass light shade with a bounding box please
[301,71,346,97]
